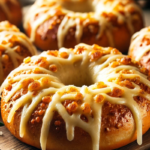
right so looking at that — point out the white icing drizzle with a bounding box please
[2,44,150,150]
[24,0,142,49]
[0,22,37,85]
[129,27,150,61]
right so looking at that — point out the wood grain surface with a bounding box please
[1,118,150,150]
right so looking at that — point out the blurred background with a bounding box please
[20,0,150,26]
[20,0,150,8]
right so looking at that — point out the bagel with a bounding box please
[0,0,22,26]
[24,0,144,53]
[129,27,150,73]
[1,43,150,150]
[0,21,37,85]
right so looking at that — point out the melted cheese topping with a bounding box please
[129,27,150,61]
[0,0,18,20]
[0,21,37,85]
[1,44,150,150]
[24,0,142,49]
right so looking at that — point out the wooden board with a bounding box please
[1,120,150,150]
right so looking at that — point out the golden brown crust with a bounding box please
[129,27,150,73]
[0,0,22,26]
[0,21,37,85]
[2,97,150,150]
[25,0,144,53]
[1,42,32,80]
[1,44,150,150]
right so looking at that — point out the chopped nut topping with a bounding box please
[35,57,49,68]
[2,40,7,45]
[20,78,34,88]
[111,48,121,55]
[47,50,58,57]
[33,68,41,74]
[0,45,5,52]
[66,87,79,93]
[38,110,45,116]
[5,84,12,91]
[90,50,102,62]
[31,119,35,124]
[60,52,69,59]
[28,81,41,91]
[109,87,124,97]
[96,82,107,89]
[120,57,131,65]
[54,120,61,126]
[40,77,51,86]
[66,101,78,114]
[110,61,119,68]
[119,80,134,89]
[42,96,52,103]
[92,44,102,51]
[49,64,57,72]
[94,94,105,104]
[81,103,91,115]
[75,93,83,104]
[2,54,9,61]
[24,57,31,64]
[74,46,86,54]
[35,117,40,123]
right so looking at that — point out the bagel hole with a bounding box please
[58,62,94,87]
[61,72,94,87]
[58,0,94,13]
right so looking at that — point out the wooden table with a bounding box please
[1,115,150,150]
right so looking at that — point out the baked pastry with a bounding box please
[1,44,150,150]
[0,21,37,85]
[24,0,144,53]
[129,27,150,73]
[0,0,22,26]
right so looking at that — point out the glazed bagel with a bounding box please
[24,0,144,53]
[0,21,37,85]
[129,27,150,73]
[1,44,150,150]
[0,0,22,26]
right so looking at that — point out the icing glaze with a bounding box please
[24,0,142,49]
[0,21,37,85]
[129,27,150,61]
[1,44,150,150]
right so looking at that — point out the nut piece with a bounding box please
[49,64,57,72]
[66,101,78,114]
[60,52,69,59]
[42,96,52,103]
[119,80,134,89]
[96,82,107,89]
[81,103,91,115]
[40,77,51,86]
[24,57,31,64]
[110,87,124,97]
[47,50,58,57]
[94,94,105,104]
[75,93,83,104]
[28,81,41,91]
[90,50,102,62]
[20,78,34,88]
[111,48,121,54]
